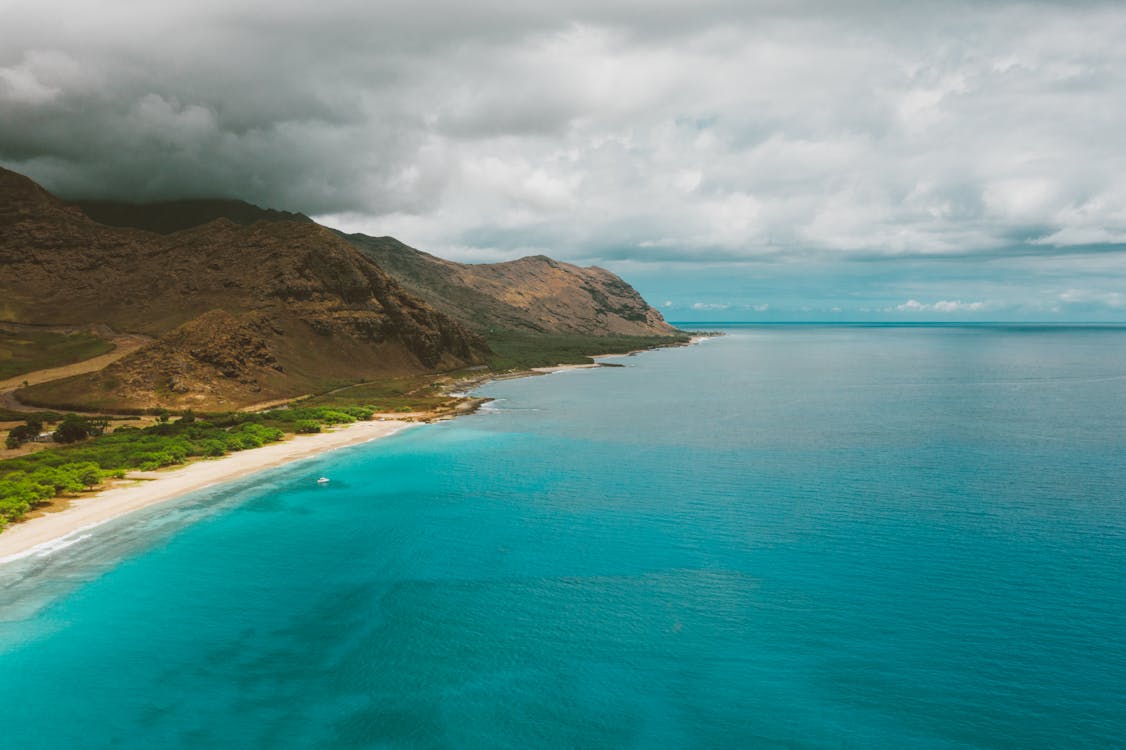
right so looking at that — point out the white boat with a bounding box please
[316,477,330,484]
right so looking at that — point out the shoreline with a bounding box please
[447,332,716,394]
[0,419,414,565]
[0,334,713,566]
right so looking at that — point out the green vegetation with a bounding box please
[0,329,114,380]
[0,461,106,527]
[261,405,374,425]
[5,419,42,449]
[0,408,373,530]
[0,326,692,530]
[482,331,691,371]
[0,408,64,423]
[303,377,450,413]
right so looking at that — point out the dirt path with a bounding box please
[0,332,152,412]
[238,396,302,413]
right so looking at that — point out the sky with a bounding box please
[2,0,1125,322]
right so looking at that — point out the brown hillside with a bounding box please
[345,235,677,337]
[0,167,487,409]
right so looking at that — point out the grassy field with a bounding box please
[0,408,65,424]
[0,329,114,380]
[482,330,691,371]
[301,375,455,413]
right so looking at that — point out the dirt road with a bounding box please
[0,330,151,412]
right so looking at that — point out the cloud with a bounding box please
[0,0,1124,281]
[894,299,987,313]
[1058,289,1124,308]
[692,302,730,310]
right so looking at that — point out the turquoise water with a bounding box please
[2,325,1125,748]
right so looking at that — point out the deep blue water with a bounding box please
[2,324,1125,749]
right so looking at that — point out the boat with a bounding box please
[316,477,330,484]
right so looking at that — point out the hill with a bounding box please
[0,166,683,409]
[0,167,486,410]
[343,234,676,338]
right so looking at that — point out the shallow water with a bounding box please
[2,325,1125,748]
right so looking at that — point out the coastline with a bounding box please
[0,334,712,566]
[448,332,716,393]
[0,419,414,564]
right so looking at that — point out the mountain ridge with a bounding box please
[344,234,677,338]
[0,167,682,410]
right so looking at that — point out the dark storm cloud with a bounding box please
[3,0,1126,294]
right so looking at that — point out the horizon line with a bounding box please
[668,320,1126,326]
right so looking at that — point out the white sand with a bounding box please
[0,419,413,564]
[529,363,601,373]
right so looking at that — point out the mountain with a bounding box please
[0,166,682,409]
[343,234,677,338]
[0,167,487,410]
[72,198,313,235]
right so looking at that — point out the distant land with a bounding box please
[0,166,685,412]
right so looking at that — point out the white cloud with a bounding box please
[894,299,987,313]
[692,302,729,310]
[1058,289,1124,308]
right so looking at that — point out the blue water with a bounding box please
[2,325,1125,748]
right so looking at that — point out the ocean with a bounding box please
[2,324,1125,748]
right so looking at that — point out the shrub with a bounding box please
[338,406,374,420]
[63,461,103,488]
[320,410,357,424]
[240,424,284,443]
[162,439,194,463]
[227,432,262,451]
[27,466,83,494]
[294,420,321,434]
[135,451,175,471]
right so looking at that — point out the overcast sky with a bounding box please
[3,0,1125,320]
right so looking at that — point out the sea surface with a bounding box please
[2,324,1125,749]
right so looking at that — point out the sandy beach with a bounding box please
[0,419,413,564]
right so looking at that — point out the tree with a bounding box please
[53,416,90,444]
[5,421,41,449]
